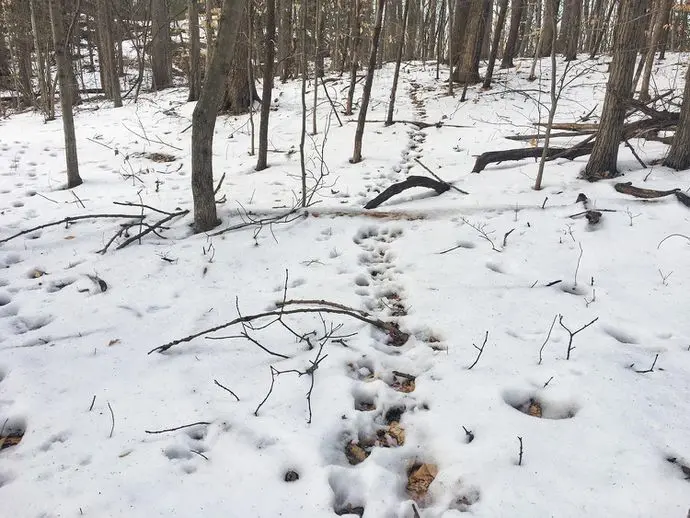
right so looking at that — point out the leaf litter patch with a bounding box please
[344,406,407,465]
[0,415,27,450]
[502,389,579,420]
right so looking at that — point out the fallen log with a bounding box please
[614,182,680,199]
[535,122,600,131]
[472,143,594,173]
[364,176,450,209]
[675,191,690,207]
[505,130,596,141]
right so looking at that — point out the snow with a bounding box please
[1,55,690,518]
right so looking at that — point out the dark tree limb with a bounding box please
[614,182,679,199]
[115,210,189,250]
[0,214,144,244]
[364,176,451,209]
[472,144,594,173]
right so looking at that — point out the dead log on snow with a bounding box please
[364,176,451,209]
[614,182,679,199]
[472,143,594,173]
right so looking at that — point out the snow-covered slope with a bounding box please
[1,56,689,518]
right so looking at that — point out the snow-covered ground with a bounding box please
[1,56,689,518]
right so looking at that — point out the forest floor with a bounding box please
[1,56,690,518]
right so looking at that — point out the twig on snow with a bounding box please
[632,353,659,373]
[145,421,211,434]
[538,314,559,365]
[213,379,240,401]
[107,402,115,438]
[517,436,524,466]
[559,316,599,360]
[467,331,489,370]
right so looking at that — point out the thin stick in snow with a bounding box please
[517,436,524,466]
[213,379,240,401]
[107,402,115,439]
[468,331,489,370]
[145,421,212,434]
[538,314,559,365]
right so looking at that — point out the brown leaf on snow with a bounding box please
[108,339,121,346]
[345,442,369,465]
[407,463,439,501]
[527,399,542,418]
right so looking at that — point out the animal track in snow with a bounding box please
[0,414,27,450]
[602,324,639,344]
[502,388,579,420]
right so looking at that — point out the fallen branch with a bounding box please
[115,210,189,250]
[0,214,144,245]
[364,175,450,209]
[614,182,679,199]
[559,316,598,360]
[150,300,408,354]
[472,144,593,173]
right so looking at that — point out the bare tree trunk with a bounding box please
[188,0,201,101]
[663,62,690,170]
[452,0,491,85]
[563,0,582,60]
[351,0,385,163]
[584,0,649,180]
[500,0,523,68]
[436,0,447,78]
[483,0,508,88]
[312,0,322,134]
[656,0,673,59]
[205,0,214,77]
[151,0,172,90]
[97,0,122,106]
[345,0,361,116]
[299,0,307,206]
[256,0,275,171]
[386,0,410,125]
[49,0,82,188]
[639,0,673,101]
[192,0,244,232]
[29,0,52,118]
[221,3,258,114]
[538,0,559,56]
[278,0,293,81]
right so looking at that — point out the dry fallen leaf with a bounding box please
[345,442,369,465]
[108,339,121,347]
[528,399,542,418]
[64,235,75,240]
[407,463,439,501]
[387,422,405,446]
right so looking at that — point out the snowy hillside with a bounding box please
[1,57,689,517]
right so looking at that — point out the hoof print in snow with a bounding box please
[284,470,300,482]
[0,415,27,450]
[0,291,11,307]
[354,398,376,412]
[45,278,76,293]
[666,456,690,480]
[26,267,47,279]
[558,283,587,296]
[345,441,370,465]
[449,486,481,512]
[407,462,438,504]
[1,253,23,267]
[389,371,416,393]
[502,390,578,420]
[602,325,639,345]
[347,358,376,381]
[163,444,193,461]
[334,505,364,517]
[0,470,14,487]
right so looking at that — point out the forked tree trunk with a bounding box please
[256,0,275,171]
[482,0,509,89]
[386,0,410,125]
[584,0,649,180]
[192,0,244,232]
[500,0,523,68]
[49,0,82,188]
[452,0,490,85]
[151,0,172,90]
[663,63,690,170]
[351,0,385,163]
[188,0,201,101]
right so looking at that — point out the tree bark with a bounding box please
[192,0,244,232]
[97,0,122,106]
[49,0,82,188]
[151,0,172,90]
[351,0,385,163]
[663,62,690,170]
[639,0,674,101]
[221,4,258,115]
[278,0,293,81]
[584,0,649,180]
[563,0,582,61]
[256,0,275,171]
[345,0,362,115]
[538,0,559,56]
[188,0,201,101]
[452,0,490,85]
[386,0,410,125]
[483,0,508,89]
[500,0,523,68]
